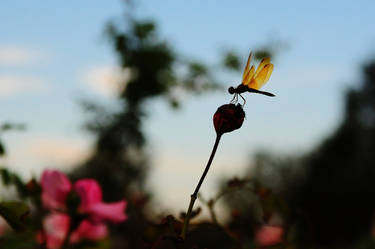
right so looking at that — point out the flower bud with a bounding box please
[213,104,245,135]
[26,178,40,195]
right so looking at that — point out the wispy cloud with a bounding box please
[80,65,131,96]
[1,135,92,173]
[0,45,43,66]
[0,75,48,97]
[25,137,91,167]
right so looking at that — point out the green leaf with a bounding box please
[0,201,30,231]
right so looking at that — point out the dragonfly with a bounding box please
[228,52,274,105]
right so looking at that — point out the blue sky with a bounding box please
[1,0,375,214]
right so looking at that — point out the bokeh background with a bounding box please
[1,0,375,248]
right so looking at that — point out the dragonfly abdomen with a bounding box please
[247,87,275,97]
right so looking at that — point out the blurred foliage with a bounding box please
[0,122,26,157]
[75,17,222,200]
[0,123,26,132]
[0,142,4,157]
[0,231,37,249]
[223,59,375,249]
[0,168,30,199]
[0,201,30,231]
[71,6,228,247]
[222,51,241,71]
[253,37,289,61]
[220,37,288,70]
[292,60,375,248]
[0,168,38,248]
[253,50,272,61]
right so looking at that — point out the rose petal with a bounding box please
[87,201,127,223]
[74,179,103,211]
[70,220,108,243]
[41,170,72,210]
[255,225,283,247]
[0,216,9,236]
[42,213,70,249]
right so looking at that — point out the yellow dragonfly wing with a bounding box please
[242,52,253,83]
[248,63,274,90]
[254,57,271,78]
[243,66,255,86]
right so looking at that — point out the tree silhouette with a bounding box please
[71,13,222,248]
[295,60,375,248]
[219,59,375,249]
[73,18,219,200]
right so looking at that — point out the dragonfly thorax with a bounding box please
[229,84,249,95]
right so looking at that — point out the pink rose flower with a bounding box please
[40,170,127,224]
[74,179,127,223]
[41,170,72,210]
[40,215,109,249]
[255,225,283,247]
[38,170,127,249]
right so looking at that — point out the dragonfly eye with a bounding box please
[228,87,235,94]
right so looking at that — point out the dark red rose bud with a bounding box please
[26,178,40,194]
[213,104,245,135]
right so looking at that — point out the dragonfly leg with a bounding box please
[239,94,246,106]
[231,93,239,104]
[230,94,237,104]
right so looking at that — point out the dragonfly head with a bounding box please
[228,86,235,94]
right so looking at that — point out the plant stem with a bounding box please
[62,226,73,249]
[181,134,222,239]
[208,204,218,225]
[61,214,79,249]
